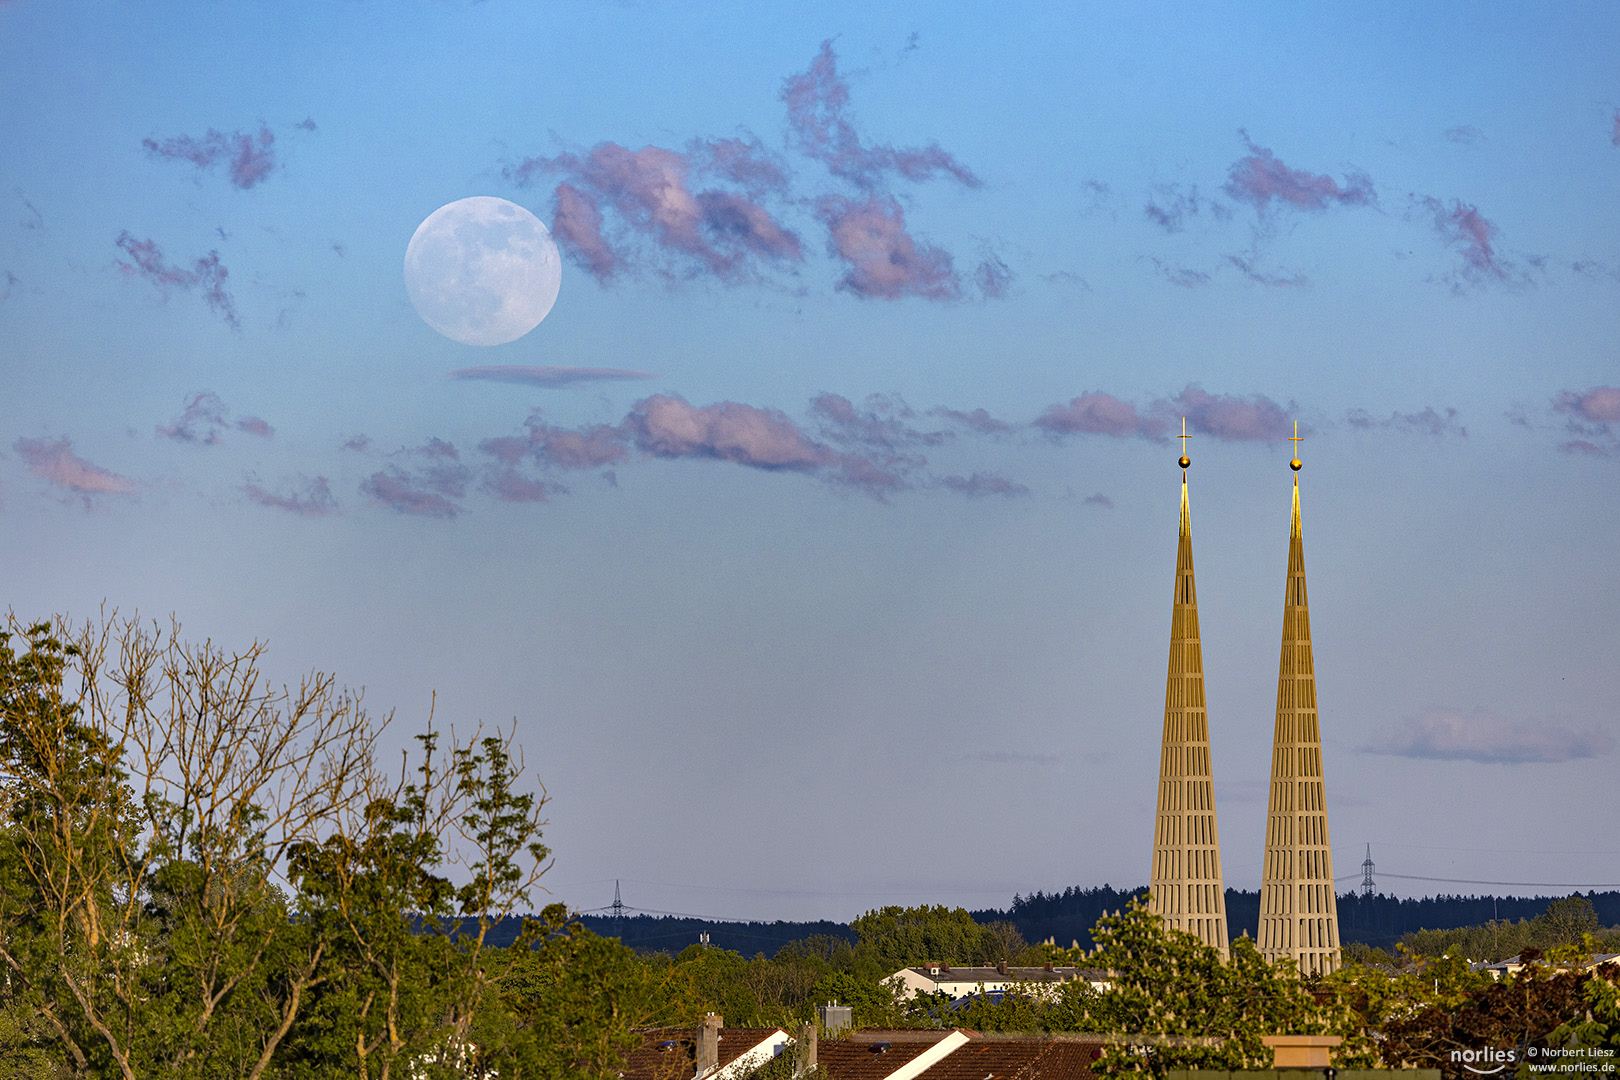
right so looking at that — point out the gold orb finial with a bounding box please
[1179,455,1191,469]
[1290,457,1302,471]
[1287,420,1303,472]
[1177,417,1191,470]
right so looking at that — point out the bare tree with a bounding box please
[0,612,551,1080]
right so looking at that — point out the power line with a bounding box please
[1375,872,1620,889]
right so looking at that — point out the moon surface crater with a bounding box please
[404,196,561,347]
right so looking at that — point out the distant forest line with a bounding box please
[554,887,1620,956]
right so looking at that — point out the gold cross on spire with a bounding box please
[1178,417,1191,470]
[1289,420,1303,471]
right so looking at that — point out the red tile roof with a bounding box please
[910,1037,1105,1080]
[620,1026,786,1080]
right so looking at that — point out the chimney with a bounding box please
[816,1003,852,1036]
[795,1022,817,1076]
[697,1014,722,1077]
[997,959,1008,975]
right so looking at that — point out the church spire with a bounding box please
[1148,424,1229,957]
[1258,426,1341,974]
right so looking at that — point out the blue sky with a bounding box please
[2,0,1618,922]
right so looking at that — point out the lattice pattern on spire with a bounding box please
[1148,474,1229,957]
[1258,477,1341,975]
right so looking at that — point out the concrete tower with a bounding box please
[1148,433,1229,957]
[1258,434,1341,975]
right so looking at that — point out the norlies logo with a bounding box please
[1452,1048,1519,1075]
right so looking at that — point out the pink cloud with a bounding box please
[485,468,557,503]
[360,472,460,518]
[520,418,630,470]
[115,233,239,328]
[1417,196,1509,285]
[781,41,980,191]
[14,436,136,503]
[244,475,335,516]
[1553,386,1620,427]
[692,136,792,197]
[1224,135,1375,214]
[1560,439,1609,457]
[627,394,835,471]
[450,365,657,387]
[512,142,801,284]
[550,182,619,281]
[1035,392,1168,439]
[236,416,273,438]
[360,439,470,518]
[816,196,960,301]
[942,473,1028,497]
[1084,493,1115,509]
[142,125,277,189]
[1158,385,1293,443]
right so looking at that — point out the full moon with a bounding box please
[403,197,561,346]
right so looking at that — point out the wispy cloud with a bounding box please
[930,406,1014,435]
[1083,493,1114,509]
[142,125,277,189]
[510,141,803,285]
[942,472,1028,498]
[1611,109,1620,148]
[449,365,658,387]
[156,391,273,444]
[14,436,136,505]
[1552,385,1620,455]
[115,233,238,328]
[1035,386,1293,443]
[1346,406,1466,437]
[1035,392,1168,440]
[781,40,980,191]
[1226,254,1309,288]
[1224,134,1375,214]
[1444,125,1485,146]
[1361,707,1612,764]
[360,439,469,518]
[1149,258,1211,289]
[464,387,1028,500]
[244,475,335,516]
[1144,183,1204,232]
[1414,195,1525,291]
[809,392,946,451]
[1162,385,1294,443]
[507,40,989,302]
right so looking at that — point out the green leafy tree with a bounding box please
[848,905,995,972]
[1066,902,1369,1077]
[0,614,556,1080]
[1550,962,1620,1053]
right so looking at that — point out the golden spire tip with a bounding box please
[1288,420,1302,471]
